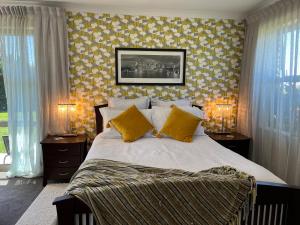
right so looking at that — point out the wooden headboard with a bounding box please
[94,104,108,134]
[94,104,203,134]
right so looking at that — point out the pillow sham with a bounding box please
[108,97,150,109]
[109,105,155,142]
[157,106,201,142]
[99,107,153,138]
[100,128,123,139]
[152,106,206,136]
[151,99,191,107]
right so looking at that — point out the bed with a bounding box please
[53,104,300,225]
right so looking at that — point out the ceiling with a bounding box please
[4,0,278,19]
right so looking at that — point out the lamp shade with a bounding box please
[215,103,232,133]
[57,103,76,136]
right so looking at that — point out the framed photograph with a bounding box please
[115,48,186,85]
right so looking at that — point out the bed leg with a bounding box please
[287,187,300,224]
[53,195,75,225]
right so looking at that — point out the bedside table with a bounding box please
[41,135,87,186]
[207,132,250,158]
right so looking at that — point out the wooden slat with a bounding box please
[75,214,79,225]
[262,205,266,225]
[279,204,284,225]
[257,205,261,225]
[251,204,255,225]
[89,214,93,225]
[82,214,86,225]
[268,204,272,225]
[274,204,278,225]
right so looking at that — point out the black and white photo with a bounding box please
[116,48,186,85]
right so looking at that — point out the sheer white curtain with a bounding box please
[0,6,69,177]
[243,0,300,185]
[237,20,259,137]
[0,7,42,177]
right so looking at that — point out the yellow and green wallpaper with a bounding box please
[67,11,245,140]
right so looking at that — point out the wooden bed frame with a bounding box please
[53,104,300,225]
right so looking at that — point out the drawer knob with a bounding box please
[58,149,69,152]
[58,160,69,164]
[58,172,70,176]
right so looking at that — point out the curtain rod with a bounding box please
[0,1,62,7]
[246,0,299,24]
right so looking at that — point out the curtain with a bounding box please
[0,7,41,177]
[34,7,69,137]
[236,21,259,138]
[0,6,69,177]
[238,0,300,185]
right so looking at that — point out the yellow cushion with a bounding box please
[158,105,201,142]
[109,105,154,142]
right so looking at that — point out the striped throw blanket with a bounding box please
[66,159,256,225]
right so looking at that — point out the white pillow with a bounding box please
[100,128,123,139]
[151,99,191,107]
[108,97,150,109]
[152,106,206,136]
[99,107,153,138]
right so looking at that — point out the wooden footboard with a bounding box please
[252,182,300,225]
[53,182,300,225]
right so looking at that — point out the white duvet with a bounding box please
[86,134,285,184]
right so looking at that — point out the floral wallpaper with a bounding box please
[67,11,245,140]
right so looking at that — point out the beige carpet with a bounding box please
[16,183,68,225]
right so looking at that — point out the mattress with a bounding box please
[86,134,285,184]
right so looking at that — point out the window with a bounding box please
[276,30,300,132]
[0,60,8,158]
[262,30,300,131]
[282,31,300,87]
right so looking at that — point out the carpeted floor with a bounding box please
[0,172,43,225]
[16,183,68,225]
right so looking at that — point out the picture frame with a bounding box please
[115,48,186,85]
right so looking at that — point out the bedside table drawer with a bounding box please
[43,144,81,156]
[47,167,78,180]
[46,156,81,168]
[219,141,249,158]
[221,143,240,151]
[207,132,251,159]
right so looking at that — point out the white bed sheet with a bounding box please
[86,134,285,184]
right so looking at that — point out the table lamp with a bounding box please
[216,103,232,134]
[58,103,77,137]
